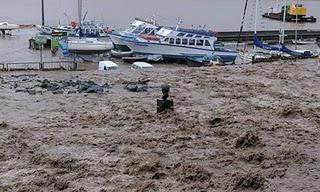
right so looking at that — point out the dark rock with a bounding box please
[68,90,77,94]
[52,90,64,94]
[126,84,138,92]
[86,85,104,94]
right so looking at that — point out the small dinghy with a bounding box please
[122,56,148,63]
[111,49,134,58]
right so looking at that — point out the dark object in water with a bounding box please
[122,56,147,63]
[157,84,173,113]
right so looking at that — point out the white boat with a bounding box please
[0,22,19,30]
[35,24,74,35]
[0,22,19,34]
[68,38,113,54]
[121,27,237,64]
[291,39,317,45]
[109,18,160,51]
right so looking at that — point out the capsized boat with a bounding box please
[121,27,237,64]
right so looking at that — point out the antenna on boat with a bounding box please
[176,18,183,30]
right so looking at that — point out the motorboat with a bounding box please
[68,21,110,39]
[0,22,19,34]
[68,38,113,54]
[263,4,316,23]
[120,27,237,64]
[109,18,160,51]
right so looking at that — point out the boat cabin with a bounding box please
[124,19,159,35]
[153,28,216,49]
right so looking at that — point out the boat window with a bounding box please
[195,35,202,38]
[148,30,155,35]
[175,38,181,44]
[169,38,175,44]
[205,40,211,46]
[189,39,195,45]
[132,25,145,34]
[144,28,153,34]
[182,39,188,45]
[196,39,204,46]
[177,33,185,37]
[164,38,169,42]
[186,34,194,37]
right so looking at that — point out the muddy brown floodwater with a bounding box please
[0,59,320,192]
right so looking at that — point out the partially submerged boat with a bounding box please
[263,4,316,23]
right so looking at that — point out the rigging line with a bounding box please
[237,0,250,48]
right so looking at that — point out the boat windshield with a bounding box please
[126,25,136,33]
[132,25,146,34]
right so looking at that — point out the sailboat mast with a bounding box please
[78,0,82,25]
[41,0,45,26]
[253,0,259,52]
[294,0,298,49]
[281,0,287,44]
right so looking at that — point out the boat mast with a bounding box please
[253,0,258,52]
[41,0,45,26]
[281,0,287,44]
[78,0,82,25]
[294,0,298,49]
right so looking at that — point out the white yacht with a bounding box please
[121,27,237,64]
[109,18,160,51]
[0,22,19,34]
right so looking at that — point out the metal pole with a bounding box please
[281,0,287,44]
[41,0,45,26]
[294,0,298,49]
[40,44,43,70]
[253,0,258,53]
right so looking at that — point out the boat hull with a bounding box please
[263,13,317,23]
[109,33,134,51]
[68,40,113,54]
[122,39,237,64]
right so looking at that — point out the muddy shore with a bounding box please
[1,60,320,191]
